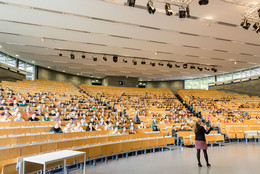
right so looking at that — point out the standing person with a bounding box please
[194,119,213,167]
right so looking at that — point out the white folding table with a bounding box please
[23,150,86,174]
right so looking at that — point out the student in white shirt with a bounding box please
[74,122,84,132]
[111,127,121,135]
[0,114,11,122]
[63,122,75,133]
[14,112,25,122]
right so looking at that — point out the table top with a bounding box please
[23,150,86,164]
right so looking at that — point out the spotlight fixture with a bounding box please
[179,7,186,18]
[167,63,172,68]
[198,0,209,5]
[141,60,146,65]
[132,60,137,65]
[59,53,62,57]
[82,54,86,59]
[158,62,164,66]
[253,23,260,33]
[127,0,135,7]
[211,67,217,73]
[147,0,156,14]
[93,57,97,61]
[186,6,190,18]
[150,62,155,67]
[197,67,203,71]
[70,53,75,59]
[103,56,107,61]
[175,64,180,68]
[123,59,128,63]
[240,19,250,30]
[183,64,187,69]
[113,56,118,63]
[190,65,195,69]
[165,3,173,16]
[205,67,210,71]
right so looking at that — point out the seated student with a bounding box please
[11,106,20,116]
[135,113,141,124]
[52,112,61,121]
[41,113,53,121]
[113,121,122,130]
[98,118,107,125]
[74,122,84,132]
[80,119,87,126]
[152,117,159,131]
[49,103,55,108]
[19,100,27,107]
[224,118,229,123]
[138,121,146,129]
[36,109,43,116]
[129,122,136,130]
[63,114,71,121]
[49,122,63,134]
[105,117,112,125]
[164,117,171,124]
[0,99,7,109]
[105,122,113,130]
[160,118,165,124]
[49,109,56,116]
[95,124,101,131]
[73,115,81,121]
[9,99,18,106]
[14,112,25,122]
[111,127,121,135]
[121,127,129,135]
[63,122,75,133]
[23,108,32,116]
[28,113,40,121]
[0,108,10,116]
[86,122,96,131]
[0,114,11,122]
[129,126,136,134]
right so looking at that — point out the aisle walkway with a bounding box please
[70,142,260,174]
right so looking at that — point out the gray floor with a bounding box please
[70,142,260,174]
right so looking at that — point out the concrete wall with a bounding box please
[209,78,260,97]
[103,76,139,87]
[37,66,91,86]
[0,67,26,82]
[146,80,184,94]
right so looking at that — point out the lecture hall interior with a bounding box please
[0,0,260,174]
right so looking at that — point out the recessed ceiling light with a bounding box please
[52,61,68,63]
[77,73,80,75]
[63,70,65,72]
[155,52,158,55]
[48,66,50,68]
[0,45,2,48]
[15,55,19,57]
[32,61,35,63]
[204,16,213,20]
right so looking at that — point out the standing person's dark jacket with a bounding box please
[172,129,177,137]
[49,127,63,134]
[195,125,212,141]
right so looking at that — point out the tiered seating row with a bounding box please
[0,135,175,174]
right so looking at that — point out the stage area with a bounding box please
[68,142,260,174]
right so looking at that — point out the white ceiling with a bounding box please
[0,0,259,81]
